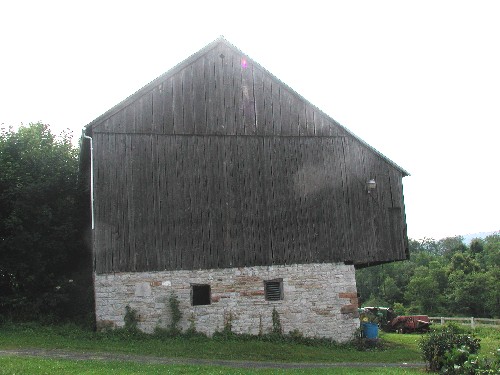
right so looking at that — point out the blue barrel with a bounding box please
[362,323,379,339]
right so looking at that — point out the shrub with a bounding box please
[223,311,233,334]
[392,302,407,316]
[272,307,282,335]
[168,293,182,334]
[419,324,480,372]
[124,305,139,332]
[442,347,500,374]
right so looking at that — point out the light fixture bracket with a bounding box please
[366,179,376,193]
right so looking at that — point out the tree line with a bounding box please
[356,235,500,318]
[1,123,498,325]
[0,123,92,324]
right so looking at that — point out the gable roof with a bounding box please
[85,37,409,177]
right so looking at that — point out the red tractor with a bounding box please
[389,315,431,334]
[359,307,431,333]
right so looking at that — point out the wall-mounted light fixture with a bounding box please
[366,179,376,194]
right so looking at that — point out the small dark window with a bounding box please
[264,279,283,301]
[191,284,211,306]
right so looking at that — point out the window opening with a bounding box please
[264,279,283,301]
[191,284,211,306]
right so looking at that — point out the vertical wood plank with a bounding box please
[240,138,252,265]
[279,88,294,136]
[318,139,335,261]
[92,133,102,272]
[225,136,239,267]
[214,46,225,135]
[262,74,274,135]
[205,136,216,267]
[114,134,128,270]
[253,67,265,135]
[242,58,256,135]
[222,46,236,135]
[233,55,245,135]
[163,77,174,134]
[305,107,316,136]
[141,92,154,134]
[173,72,184,134]
[152,84,164,134]
[179,136,192,269]
[173,136,184,268]
[164,136,176,270]
[330,137,348,261]
[189,137,202,269]
[296,96,307,136]
[204,50,217,134]
[215,137,225,266]
[270,82,281,135]
[232,136,245,267]
[261,136,273,264]
[183,64,195,134]
[108,133,117,271]
[156,135,167,269]
[124,134,136,270]
[192,57,207,135]
[123,104,134,133]
[148,135,159,269]
[200,137,210,269]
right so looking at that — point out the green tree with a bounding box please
[447,271,493,317]
[486,268,500,318]
[404,266,445,314]
[380,276,402,304]
[482,234,500,269]
[356,235,500,317]
[0,123,92,323]
[469,239,484,255]
[438,236,467,257]
[448,252,480,275]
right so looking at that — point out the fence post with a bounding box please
[441,317,445,325]
[471,317,475,329]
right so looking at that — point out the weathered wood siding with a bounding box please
[88,41,408,273]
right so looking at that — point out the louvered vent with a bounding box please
[264,280,283,301]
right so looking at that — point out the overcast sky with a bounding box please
[1,0,499,241]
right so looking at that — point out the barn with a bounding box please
[80,38,409,341]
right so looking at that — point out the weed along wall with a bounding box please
[94,262,360,342]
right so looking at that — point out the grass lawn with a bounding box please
[0,323,423,364]
[473,326,500,356]
[1,323,498,374]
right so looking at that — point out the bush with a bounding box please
[442,347,500,374]
[467,348,500,374]
[272,308,282,335]
[419,324,480,372]
[392,302,407,316]
[168,293,182,334]
[124,305,139,332]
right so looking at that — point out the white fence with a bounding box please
[429,317,500,328]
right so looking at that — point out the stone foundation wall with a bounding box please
[94,263,360,342]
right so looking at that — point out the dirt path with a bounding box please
[0,348,425,369]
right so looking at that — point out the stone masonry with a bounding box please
[94,262,360,342]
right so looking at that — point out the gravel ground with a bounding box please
[0,348,426,369]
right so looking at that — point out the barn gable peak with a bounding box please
[85,37,408,176]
